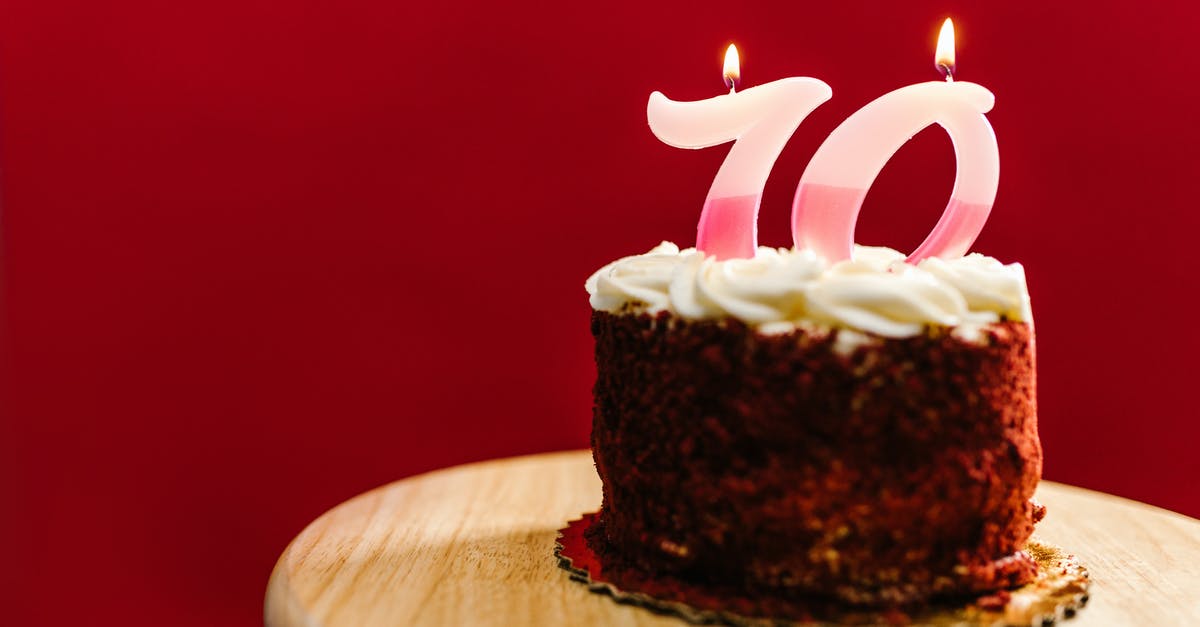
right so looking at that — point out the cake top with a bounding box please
[585,243,1031,338]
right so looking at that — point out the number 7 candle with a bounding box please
[648,45,832,260]
[792,19,1000,264]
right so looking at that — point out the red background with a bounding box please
[2,1,1198,625]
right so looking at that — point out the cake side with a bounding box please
[588,310,1043,606]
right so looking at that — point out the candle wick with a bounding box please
[938,63,955,82]
[724,76,738,94]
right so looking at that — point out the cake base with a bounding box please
[556,512,1090,626]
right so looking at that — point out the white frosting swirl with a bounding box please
[585,242,1031,338]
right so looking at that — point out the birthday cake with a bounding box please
[582,242,1043,609]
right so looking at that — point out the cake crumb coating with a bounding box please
[589,311,1043,607]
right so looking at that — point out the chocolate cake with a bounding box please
[583,242,1043,610]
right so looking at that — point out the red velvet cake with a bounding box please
[583,243,1043,611]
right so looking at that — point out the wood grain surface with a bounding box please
[264,450,1200,626]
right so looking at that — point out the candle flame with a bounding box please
[723,44,740,91]
[935,18,956,80]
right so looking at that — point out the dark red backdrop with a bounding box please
[2,1,1197,625]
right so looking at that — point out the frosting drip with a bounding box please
[585,242,1031,338]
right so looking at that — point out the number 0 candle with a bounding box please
[648,45,832,260]
[792,19,1000,264]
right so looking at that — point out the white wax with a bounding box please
[792,80,999,263]
[647,78,831,259]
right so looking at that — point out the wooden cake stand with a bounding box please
[265,450,1200,626]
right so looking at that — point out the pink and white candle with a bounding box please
[648,45,831,260]
[792,19,999,264]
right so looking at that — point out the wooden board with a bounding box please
[265,450,1200,626]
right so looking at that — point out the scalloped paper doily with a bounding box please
[556,512,1089,626]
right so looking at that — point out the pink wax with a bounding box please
[906,195,992,263]
[792,183,992,263]
[791,183,868,263]
[696,194,760,260]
